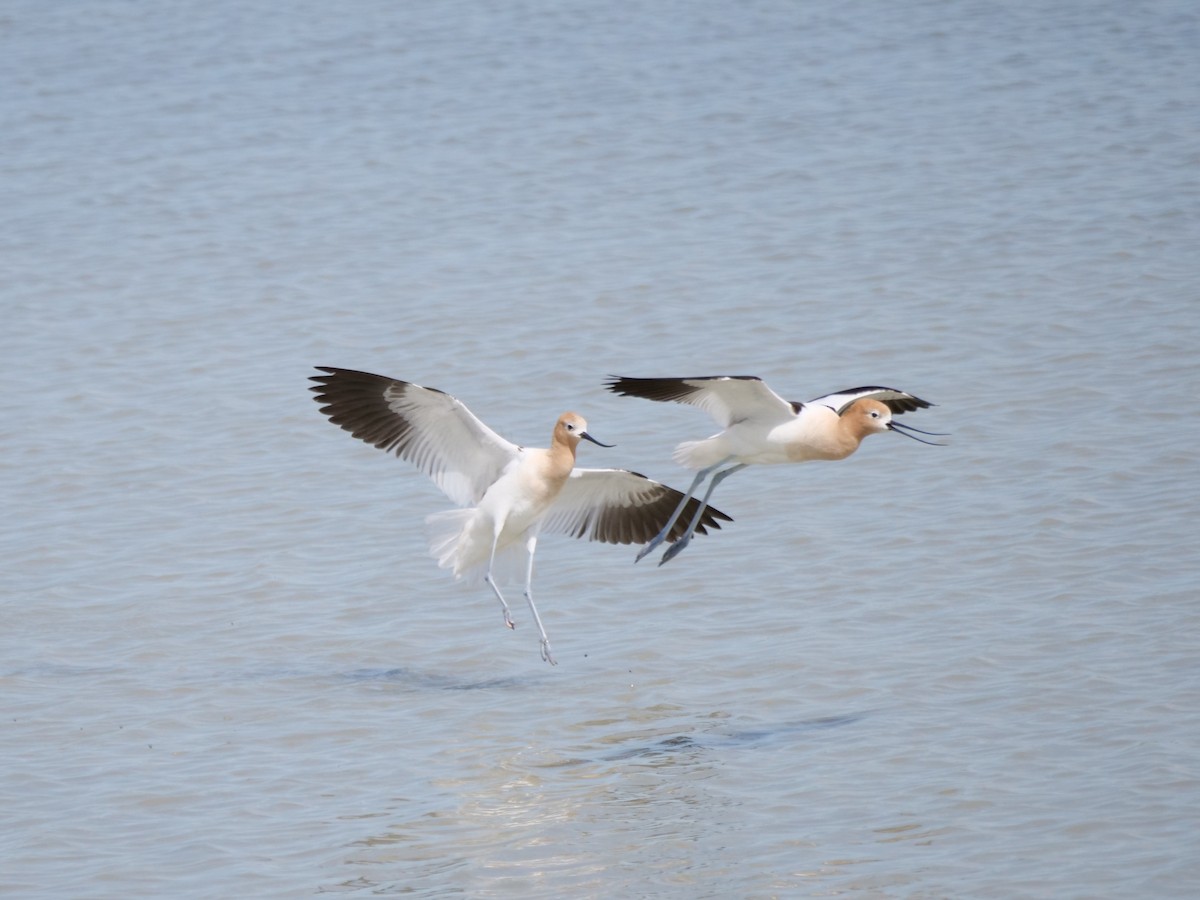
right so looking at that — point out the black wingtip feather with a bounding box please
[309,366,418,454]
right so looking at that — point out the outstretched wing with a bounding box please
[310,366,518,507]
[605,375,796,427]
[808,386,934,417]
[541,468,732,545]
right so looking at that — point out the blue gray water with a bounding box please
[3,1,1198,896]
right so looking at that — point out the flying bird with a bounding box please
[311,367,731,664]
[605,375,944,565]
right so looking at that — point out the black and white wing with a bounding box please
[541,468,732,545]
[808,386,934,417]
[605,375,796,427]
[310,366,518,507]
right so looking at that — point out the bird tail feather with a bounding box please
[425,509,526,585]
[673,439,726,470]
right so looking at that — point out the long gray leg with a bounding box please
[521,534,556,665]
[483,532,515,629]
[659,463,746,565]
[635,458,732,563]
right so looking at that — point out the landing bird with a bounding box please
[605,375,945,566]
[310,367,731,665]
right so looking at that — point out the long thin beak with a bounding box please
[580,431,615,448]
[888,421,948,446]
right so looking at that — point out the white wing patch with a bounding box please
[678,377,796,427]
[382,382,519,507]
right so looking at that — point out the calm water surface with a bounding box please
[3,1,1199,896]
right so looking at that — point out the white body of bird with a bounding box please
[427,422,582,582]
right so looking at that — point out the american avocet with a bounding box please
[605,375,945,565]
[310,367,731,665]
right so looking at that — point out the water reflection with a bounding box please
[340,666,534,693]
[328,708,868,894]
